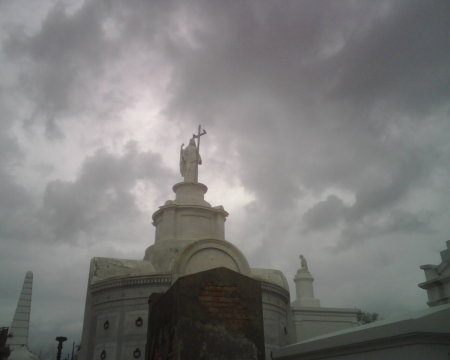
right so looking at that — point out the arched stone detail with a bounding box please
[173,239,251,279]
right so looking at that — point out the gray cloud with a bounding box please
[302,195,346,232]
[41,142,174,243]
[329,0,450,114]
[3,0,175,137]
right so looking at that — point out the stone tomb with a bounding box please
[146,267,265,360]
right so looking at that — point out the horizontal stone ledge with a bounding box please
[91,274,172,292]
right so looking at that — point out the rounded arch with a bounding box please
[173,239,251,278]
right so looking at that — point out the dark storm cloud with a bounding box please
[0,140,174,349]
[302,195,346,232]
[4,2,108,129]
[0,139,172,245]
[2,0,175,136]
[0,97,39,241]
[330,0,450,114]
[41,142,174,242]
[0,175,39,241]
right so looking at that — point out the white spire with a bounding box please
[7,271,33,350]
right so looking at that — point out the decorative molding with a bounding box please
[91,274,172,293]
[173,238,251,277]
[261,281,290,304]
[135,317,143,327]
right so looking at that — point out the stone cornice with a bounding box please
[291,306,360,315]
[418,274,450,289]
[90,274,172,293]
[152,203,229,222]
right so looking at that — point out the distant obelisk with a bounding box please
[7,271,33,351]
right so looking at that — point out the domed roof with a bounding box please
[251,268,290,291]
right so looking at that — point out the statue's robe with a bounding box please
[180,142,201,182]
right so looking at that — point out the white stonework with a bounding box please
[253,269,295,357]
[419,239,450,307]
[6,271,39,360]
[7,271,33,350]
[173,238,251,278]
[90,258,155,284]
[292,307,359,342]
[252,268,290,291]
[144,182,228,273]
[79,268,171,360]
[293,258,320,308]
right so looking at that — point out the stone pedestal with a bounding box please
[172,182,209,206]
[291,260,358,342]
[293,268,320,308]
[144,182,229,272]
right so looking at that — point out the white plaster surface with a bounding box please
[252,268,290,291]
[292,307,358,342]
[93,343,117,360]
[173,182,210,206]
[293,261,320,308]
[121,342,147,360]
[173,238,251,278]
[146,181,228,273]
[78,272,171,360]
[90,257,156,284]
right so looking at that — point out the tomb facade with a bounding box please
[79,128,291,359]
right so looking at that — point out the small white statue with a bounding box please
[300,254,308,270]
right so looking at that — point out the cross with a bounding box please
[193,124,207,155]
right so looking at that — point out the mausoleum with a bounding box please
[78,128,358,360]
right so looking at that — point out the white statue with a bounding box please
[180,125,206,183]
[300,254,308,270]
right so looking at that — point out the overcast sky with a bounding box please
[1,0,449,355]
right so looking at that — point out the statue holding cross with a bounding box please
[180,125,207,183]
